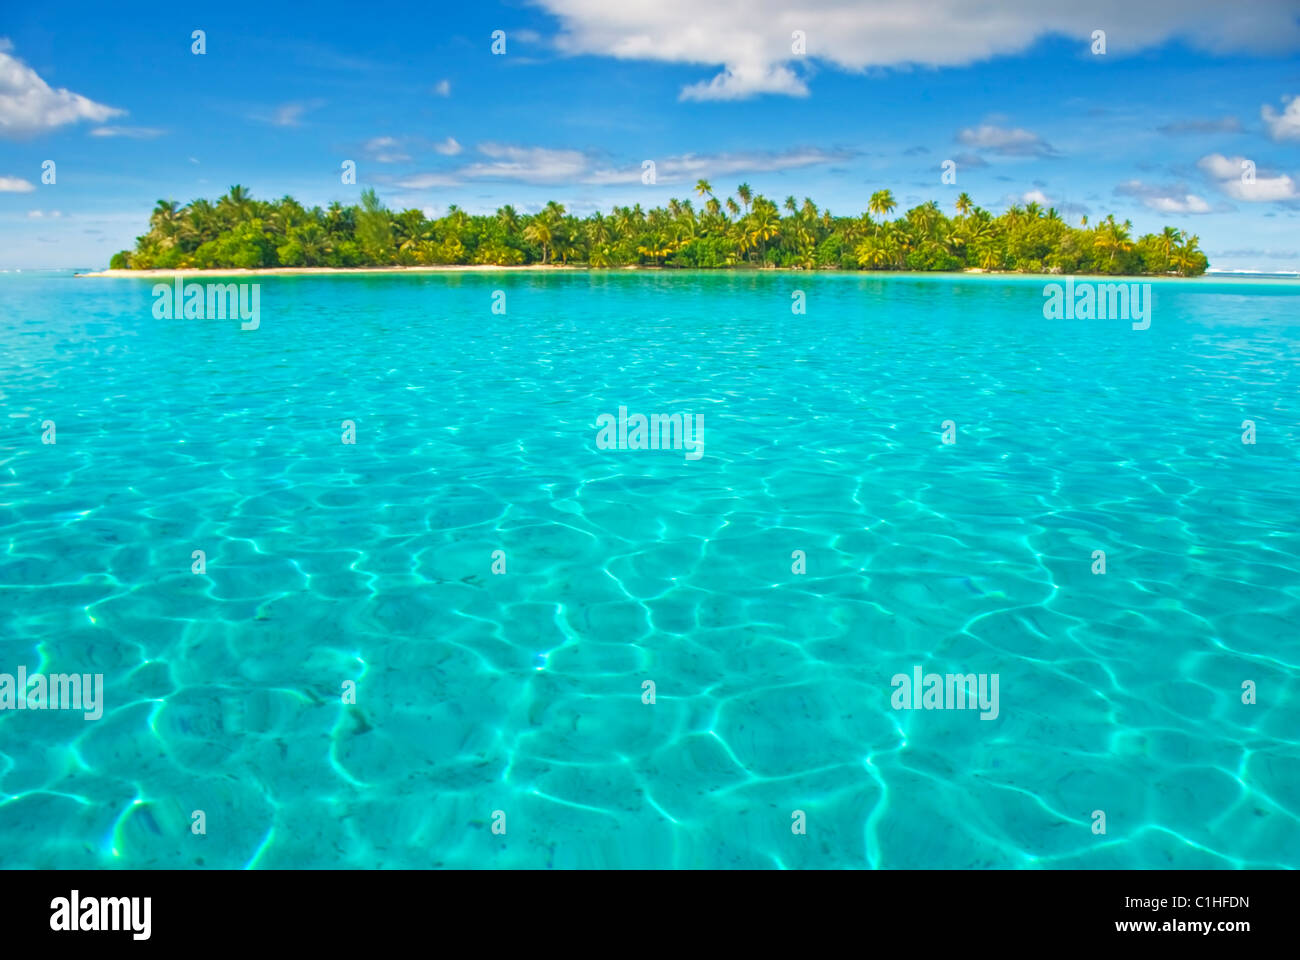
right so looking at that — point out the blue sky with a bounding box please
[2,0,1298,269]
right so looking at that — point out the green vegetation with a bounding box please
[113,183,1208,275]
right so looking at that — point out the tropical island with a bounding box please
[110,182,1209,275]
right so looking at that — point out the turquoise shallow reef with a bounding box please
[0,269,1297,868]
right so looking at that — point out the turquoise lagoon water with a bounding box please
[0,269,1297,869]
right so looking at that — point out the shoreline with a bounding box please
[75,264,590,278]
[71,265,1236,280]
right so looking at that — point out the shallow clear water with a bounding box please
[1,269,1297,868]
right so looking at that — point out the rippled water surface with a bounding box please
[1,269,1297,868]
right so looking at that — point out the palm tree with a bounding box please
[978,246,1002,271]
[150,199,183,247]
[218,184,254,224]
[496,205,520,235]
[725,197,741,219]
[1159,225,1182,261]
[736,183,753,213]
[636,231,676,266]
[868,190,897,235]
[855,236,891,269]
[747,203,781,266]
[955,192,973,217]
[294,223,331,266]
[1174,234,1203,276]
[271,196,307,237]
[1093,214,1133,272]
[695,179,713,200]
[180,198,216,249]
[586,213,612,247]
[523,215,555,264]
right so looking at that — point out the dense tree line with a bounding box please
[114,182,1208,275]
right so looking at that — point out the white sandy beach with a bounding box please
[74,264,592,278]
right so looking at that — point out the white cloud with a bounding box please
[27,209,59,217]
[0,175,35,192]
[392,144,849,190]
[536,1,1300,100]
[957,124,1056,157]
[433,79,451,97]
[1198,153,1298,202]
[1197,153,1242,180]
[1261,94,1300,141]
[364,135,411,163]
[461,144,589,183]
[433,136,462,156]
[266,100,325,126]
[90,126,164,138]
[648,147,851,182]
[1021,189,1051,205]
[1222,175,1297,202]
[1115,179,1214,213]
[1147,194,1212,214]
[0,40,124,137]
[680,64,808,101]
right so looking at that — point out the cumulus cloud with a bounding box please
[1261,94,1300,141]
[680,64,808,101]
[536,0,1300,100]
[0,39,123,137]
[1021,189,1051,205]
[433,136,462,156]
[1198,153,1298,202]
[1115,179,1214,213]
[0,174,35,192]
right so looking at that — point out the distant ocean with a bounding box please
[1,269,1296,868]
